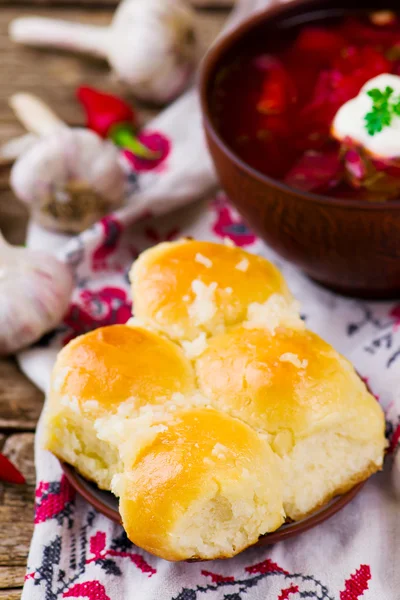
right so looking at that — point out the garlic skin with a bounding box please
[0,234,73,355]
[10,128,125,233]
[108,0,196,103]
[9,0,196,104]
[10,92,66,136]
[0,133,38,165]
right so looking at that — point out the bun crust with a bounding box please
[118,408,284,561]
[45,324,195,489]
[130,240,292,341]
[195,325,386,519]
[50,324,195,416]
[45,239,387,560]
[196,325,383,440]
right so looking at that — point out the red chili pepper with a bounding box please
[0,453,25,484]
[77,86,136,137]
[77,86,159,160]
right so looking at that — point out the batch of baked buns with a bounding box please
[43,239,387,561]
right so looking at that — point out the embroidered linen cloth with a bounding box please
[19,1,400,598]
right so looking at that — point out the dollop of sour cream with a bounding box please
[332,73,400,158]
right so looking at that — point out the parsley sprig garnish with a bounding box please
[364,86,400,136]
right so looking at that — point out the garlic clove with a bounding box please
[0,133,38,164]
[108,0,196,103]
[9,17,108,60]
[0,234,73,356]
[9,0,196,104]
[9,93,67,136]
[10,128,126,233]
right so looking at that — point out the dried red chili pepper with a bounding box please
[0,452,25,484]
[77,86,159,160]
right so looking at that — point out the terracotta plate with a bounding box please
[61,461,365,552]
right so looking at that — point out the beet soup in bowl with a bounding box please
[200,0,400,298]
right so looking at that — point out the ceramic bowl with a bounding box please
[200,0,400,298]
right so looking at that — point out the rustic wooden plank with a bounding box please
[0,433,35,568]
[0,434,35,596]
[0,567,26,590]
[0,7,228,146]
[0,590,21,600]
[1,436,32,587]
[0,501,34,566]
[0,360,44,431]
[0,0,234,7]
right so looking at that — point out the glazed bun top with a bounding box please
[49,323,195,419]
[195,325,384,452]
[118,407,284,561]
[130,239,294,342]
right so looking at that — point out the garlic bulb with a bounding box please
[10,91,65,136]
[0,133,38,165]
[9,94,125,233]
[9,0,196,104]
[0,232,73,355]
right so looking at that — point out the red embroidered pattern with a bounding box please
[340,565,371,600]
[63,286,132,344]
[63,581,110,600]
[123,131,171,173]
[91,216,123,272]
[245,558,289,576]
[278,585,299,599]
[211,194,257,247]
[34,475,75,524]
[86,531,156,577]
[389,422,400,453]
[201,570,235,584]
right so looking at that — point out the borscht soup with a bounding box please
[211,10,400,201]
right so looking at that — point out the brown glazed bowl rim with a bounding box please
[61,460,365,556]
[199,0,400,212]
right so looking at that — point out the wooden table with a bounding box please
[0,4,228,598]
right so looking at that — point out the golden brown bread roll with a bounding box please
[44,239,387,561]
[195,325,385,519]
[44,323,196,489]
[130,239,294,342]
[117,408,284,561]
